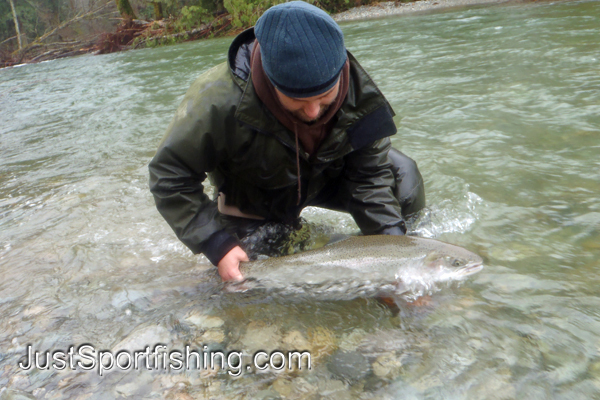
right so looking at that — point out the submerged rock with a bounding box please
[184,312,224,330]
[372,354,403,379]
[338,329,368,352]
[327,351,371,382]
[0,389,37,400]
[307,327,338,361]
[200,329,225,344]
[238,321,282,353]
[112,324,172,353]
[281,330,310,351]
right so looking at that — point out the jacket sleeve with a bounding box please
[148,75,241,265]
[340,137,406,235]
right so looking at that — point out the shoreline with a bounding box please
[2,0,517,68]
[333,0,514,22]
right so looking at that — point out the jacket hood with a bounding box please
[227,28,257,84]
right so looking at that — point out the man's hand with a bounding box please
[217,246,248,281]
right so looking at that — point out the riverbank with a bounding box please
[334,0,514,22]
[1,0,514,68]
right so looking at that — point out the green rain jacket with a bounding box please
[149,29,405,265]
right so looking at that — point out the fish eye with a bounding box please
[452,259,463,267]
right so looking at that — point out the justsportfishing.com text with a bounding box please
[18,345,311,376]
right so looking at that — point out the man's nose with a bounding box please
[302,102,321,119]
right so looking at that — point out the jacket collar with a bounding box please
[228,28,395,163]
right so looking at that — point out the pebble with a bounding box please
[22,305,46,317]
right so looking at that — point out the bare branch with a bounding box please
[29,1,114,46]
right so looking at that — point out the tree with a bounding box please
[7,0,21,49]
[115,0,136,19]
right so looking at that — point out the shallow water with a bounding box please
[1,0,599,398]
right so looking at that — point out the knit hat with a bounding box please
[254,1,347,98]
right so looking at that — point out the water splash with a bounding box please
[409,191,483,238]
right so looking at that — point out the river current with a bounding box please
[1,0,599,398]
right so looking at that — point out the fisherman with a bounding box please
[149,1,425,282]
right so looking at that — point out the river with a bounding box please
[1,0,599,398]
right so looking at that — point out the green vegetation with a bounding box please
[1,0,380,65]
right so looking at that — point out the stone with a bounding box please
[327,351,371,382]
[22,306,45,317]
[357,329,411,358]
[201,329,225,344]
[282,331,310,351]
[238,321,282,353]
[152,375,191,391]
[372,354,403,379]
[307,327,338,362]
[185,313,225,330]
[289,378,318,400]
[254,389,282,400]
[112,324,172,354]
[318,379,348,397]
[0,389,37,400]
[272,378,293,397]
[338,329,367,352]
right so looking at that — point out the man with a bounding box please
[149,1,425,281]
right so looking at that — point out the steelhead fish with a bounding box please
[235,235,483,300]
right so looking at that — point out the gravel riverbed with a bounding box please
[333,0,515,21]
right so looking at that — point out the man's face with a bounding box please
[275,81,340,124]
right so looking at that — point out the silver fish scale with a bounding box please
[237,235,483,300]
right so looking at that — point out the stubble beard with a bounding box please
[293,104,331,125]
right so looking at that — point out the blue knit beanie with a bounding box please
[254,1,347,98]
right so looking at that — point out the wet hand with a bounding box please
[217,246,248,282]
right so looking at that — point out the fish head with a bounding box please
[421,247,483,280]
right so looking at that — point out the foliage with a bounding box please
[223,0,284,28]
[176,4,209,31]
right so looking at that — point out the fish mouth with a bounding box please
[457,262,483,276]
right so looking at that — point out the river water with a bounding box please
[1,0,599,398]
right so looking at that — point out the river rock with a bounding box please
[114,373,154,397]
[0,389,36,400]
[272,378,293,397]
[201,329,225,344]
[6,374,29,392]
[111,289,150,309]
[164,383,195,400]
[307,327,338,361]
[317,379,349,399]
[357,329,411,358]
[22,305,46,317]
[184,312,224,330]
[238,321,282,353]
[113,324,172,353]
[338,329,367,352]
[327,351,371,382]
[281,331,310,351]
[372,354,403,379]
[152,374,192,392]
[288,377,318,400]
